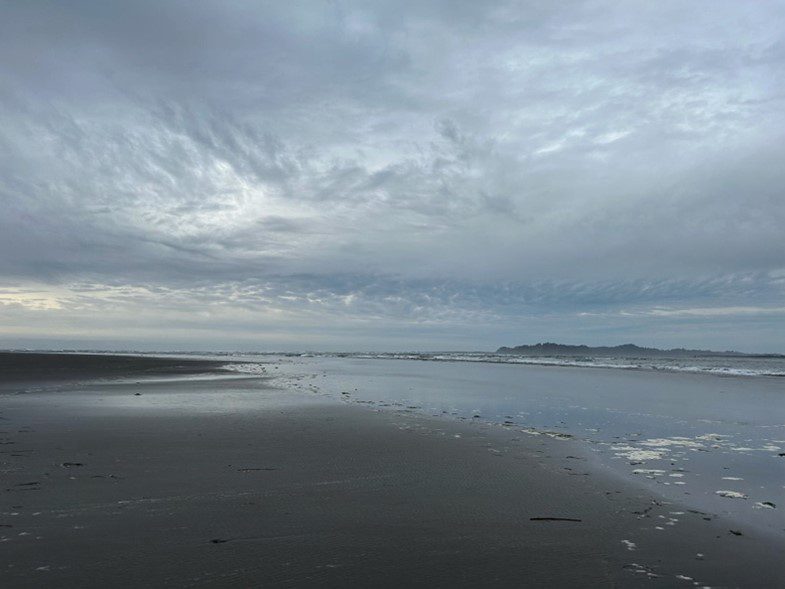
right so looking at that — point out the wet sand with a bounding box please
[1,354,783,587]
[0,352,228,388]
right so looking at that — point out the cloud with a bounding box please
[1,1,784,350]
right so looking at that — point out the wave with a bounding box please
[331,352,785,377]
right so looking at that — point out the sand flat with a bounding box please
[1,354,783,587]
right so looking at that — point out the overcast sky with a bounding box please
[1,1,784,352]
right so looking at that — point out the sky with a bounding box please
[1,1,784,353]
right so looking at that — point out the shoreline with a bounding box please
[7,349,785,379]
[2,353,783,586]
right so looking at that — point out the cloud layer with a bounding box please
[2,1,784,351]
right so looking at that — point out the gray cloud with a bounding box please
[1,1,784,351]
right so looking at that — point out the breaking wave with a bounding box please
[324,352,785,377]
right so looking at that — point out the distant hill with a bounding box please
[495,342,781,358]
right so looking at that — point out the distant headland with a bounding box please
[495,343,783,358]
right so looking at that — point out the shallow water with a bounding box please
[227,355,785,537]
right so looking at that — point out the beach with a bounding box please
[2,353,783,587]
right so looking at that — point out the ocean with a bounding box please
[329,351,785,377]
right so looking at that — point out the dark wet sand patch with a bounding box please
[0,351,231,388]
